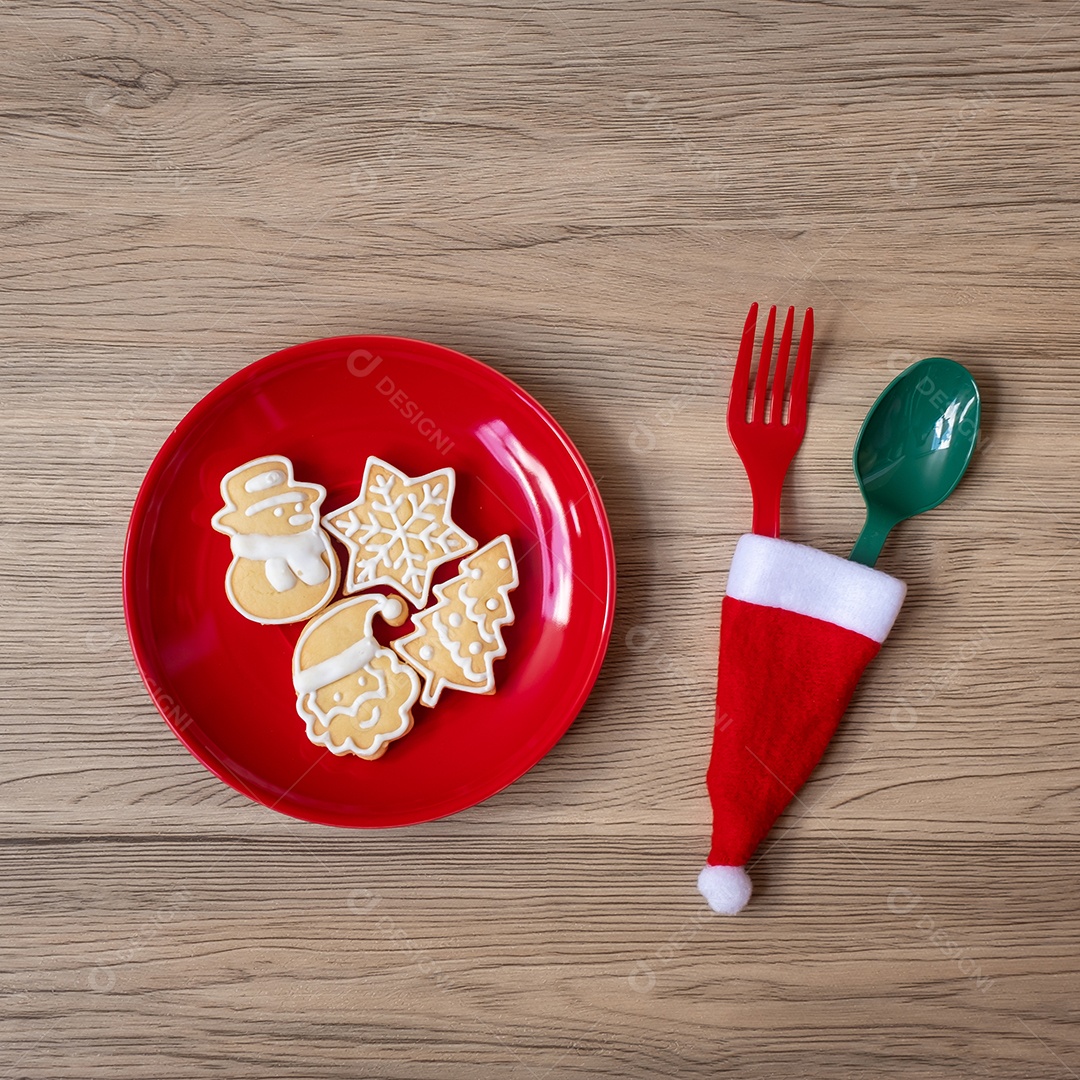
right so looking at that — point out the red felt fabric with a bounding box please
[707,597,882,868]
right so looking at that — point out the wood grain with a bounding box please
[2,1,1079,1076]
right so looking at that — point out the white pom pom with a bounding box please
[697,864,752,915]
[381,596,403,620]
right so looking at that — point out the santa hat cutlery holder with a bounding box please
[699,534,906,915]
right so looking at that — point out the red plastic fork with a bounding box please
[726,303,814,537]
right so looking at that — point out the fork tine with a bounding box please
[727,302,758,428]
[769,306,795,425]
[787,307,814,429]
[750,305,777,423]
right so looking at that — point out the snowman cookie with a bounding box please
[211,456,339,625]
[293,592,421,759]
[321,457,477,607]
[392,535,518,707]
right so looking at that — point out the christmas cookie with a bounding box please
[322,457,477,606]
[293,592,421,759]
[211,456,339,625]
[392,535,518,707]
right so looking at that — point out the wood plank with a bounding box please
[2,0,1079,1075]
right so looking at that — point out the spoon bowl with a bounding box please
[850,357,980,567]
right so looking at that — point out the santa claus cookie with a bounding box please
[321,457,476,607]
[293,592,421,759]
[211,456,339,625]
[392,535,518,707]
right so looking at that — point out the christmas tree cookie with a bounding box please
[321,457,477,607]
[392,535,518,707]
[293,592,421,759]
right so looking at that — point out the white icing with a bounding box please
[293,636,378,697]
[294,502,303,512]
[448,612,462,628]
[245,469,284,493]
[430,610,487,683]
[333,692,342,703]
[498,558,510,569]
[462,587,499,643]
[246,491,307,516]
[289,513,313,526]
[419,645,434,661]
[468,641,482,655]
[357,705,382,730]
[486,598,498,611]
[321,457,477,606]
[381,596,403,620]
[264,557,294,592]
[230,529,330,591]
[274,507,284,517]
[469,568,482,579]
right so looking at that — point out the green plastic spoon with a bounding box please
[850,357,980,567]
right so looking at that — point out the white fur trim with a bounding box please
[697,864,753,915]
[725,534,906,644]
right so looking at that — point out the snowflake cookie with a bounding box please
[211,455,339,625]
[392,535,518,707]
[293,592,421,759]
[322,457,477,606]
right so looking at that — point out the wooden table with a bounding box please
[3,3,1078,1076]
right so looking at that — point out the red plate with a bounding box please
[123,336,615,827]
